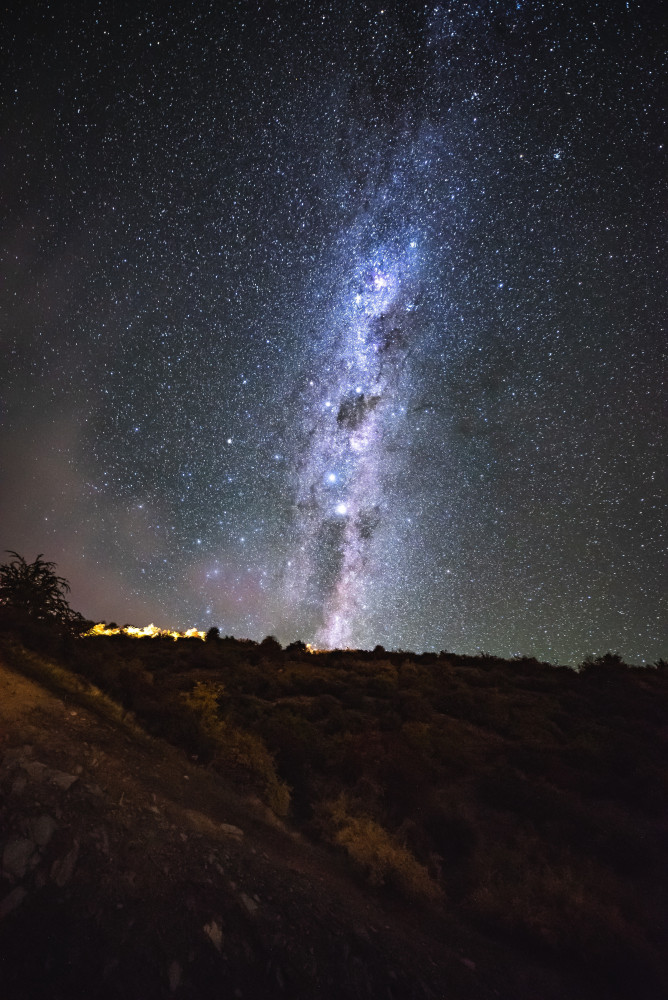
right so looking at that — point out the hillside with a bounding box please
[1,633,667,999]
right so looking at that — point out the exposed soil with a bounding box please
[0,657,593,999]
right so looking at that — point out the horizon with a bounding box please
[79,619,654,669]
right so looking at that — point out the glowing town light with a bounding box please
[83,623,207,641]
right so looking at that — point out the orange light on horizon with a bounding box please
[83,622,206,641]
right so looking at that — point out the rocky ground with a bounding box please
[0,655,592,1000]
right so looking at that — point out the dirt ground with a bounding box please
[0,656,587,1000]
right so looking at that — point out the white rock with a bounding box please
[2,746,32,766]
[22,761,49,782]
[168,960,182,992]
[240,893,258,915]
[3,838,37,880]
[50,770,79,791]
[10,774,27,796]
[203,920,223,952]
[220,823,244,839]
[0,886,27,919]
[51,841,79,887]
[29,815,57,848]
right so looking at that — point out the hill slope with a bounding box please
[0,652,503,1000]
[0,642,666,999]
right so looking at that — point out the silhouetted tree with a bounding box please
[260,635,282,657]
[0,551,82,631]
[579,651,628,673]
[206,626,221,642]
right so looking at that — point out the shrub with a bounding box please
[260,634,282,656]
[183,682,290,816]
[323,795,442,903]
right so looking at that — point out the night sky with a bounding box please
[1,1,665,663]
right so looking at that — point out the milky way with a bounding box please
[286,235,423,647]
[1,3,665,663]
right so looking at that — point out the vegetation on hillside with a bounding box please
[1,553,667,998]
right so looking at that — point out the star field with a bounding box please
[1,1,665,663]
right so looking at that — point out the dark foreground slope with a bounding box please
[1,636,667,999]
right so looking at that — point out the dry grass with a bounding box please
[324,794,442,903]
[1,639,142,736]
[184,681,291,816]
